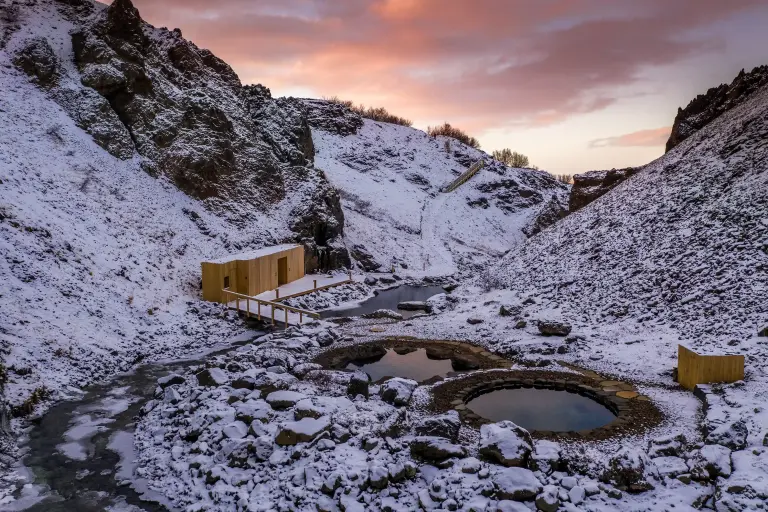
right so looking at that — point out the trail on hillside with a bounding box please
[419,192,458,277]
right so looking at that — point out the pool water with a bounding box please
[345,348,455,383]
[466,388,616,432]
[321,285,445,319]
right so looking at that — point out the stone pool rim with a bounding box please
[431,369,663,442]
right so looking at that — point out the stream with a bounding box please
[10,336,259,512]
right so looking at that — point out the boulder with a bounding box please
[602,447,657,492]
[534,485,560,512]
[13,37,59,87]
[479,421,533,467]
[652,456,689,478]
[369,465,389,490]
[275,416,331,446]
[196,367,228,387]
[537,321,572,336]
[379,378,418,406]
[451,354,480,371]
[467,317,484,325]
[493,467,542,501]
[688,445,732,481]
[759,325,768,337]
[362,309,403,320]
[410,436,467,461]
[530,440,562,474]
[222,421,248,440]
[347,371,370,398]
[647,434,686,458]
[414,411,461,442]
[265,390,307,410]
[250,372,298,394]
[397,301,432,313]
[499,304,522,317]
[364,276,378,286]
[706,419,748,450]
[157,373,185,388]
[315,330,336,347]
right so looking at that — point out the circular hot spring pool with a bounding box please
[465,387,617,432]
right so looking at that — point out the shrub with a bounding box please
[323,96,413,127]
[426,122,481,149]
[12,386,51,417]
[492,148,533,168]
[556,174,573,184]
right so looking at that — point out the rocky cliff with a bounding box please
[568,167,639,212]
[8,0,348,270]
[666,65,768,152]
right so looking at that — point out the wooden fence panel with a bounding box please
[678,345,744,390]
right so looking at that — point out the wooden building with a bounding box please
[677,345,745,390]
[201,244,305,303]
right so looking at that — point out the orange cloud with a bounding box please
[589,127,672,148]
[125,0,765,134]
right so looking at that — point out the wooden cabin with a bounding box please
[677,345,745,390]
[201,244,305,303]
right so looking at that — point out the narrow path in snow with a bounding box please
[419,192,458,277]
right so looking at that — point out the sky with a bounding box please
[120,0,768,174]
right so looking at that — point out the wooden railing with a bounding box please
[442,159,485,193]
[222,289,320,326]
[273,270,354,302]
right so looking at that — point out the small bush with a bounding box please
[492,148,534,168]
[556,174,573,184]
[12,386,51,417]
[427,122,480,149]
[323,96,413,127]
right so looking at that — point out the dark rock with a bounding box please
[451,355,480,371]
[537,320,572,336]
[13,37,59,86]
[301,98,364,136]
[410,436,467,461]
[706,419,748,450]
[515,320,527,329]
[602,447,657,493]
[361,309,403,320]
[467,317,484,325]
[666,65,768,152]
[758,326,768,337]
[347,371,370,398]
[364,276,378,286]
[196,368,228,387]
[499,304,521,317]
[379,276,397,284]
[415,411,461,442]
[569,168,639,212]
[231,377,257,390]
[349,244,381,271]
[443,283,459,293]
[157,373,184,388]
[524,196,569,236]
[397,301,432,313]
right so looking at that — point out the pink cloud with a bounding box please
[123,0,766,131]
[589,127,672,148]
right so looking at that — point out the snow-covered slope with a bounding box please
[312,117,569,277]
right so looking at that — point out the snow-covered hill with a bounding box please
[311,110,569,277]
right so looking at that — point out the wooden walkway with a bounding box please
[442,160,485,193]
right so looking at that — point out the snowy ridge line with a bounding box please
[441,159,486,193]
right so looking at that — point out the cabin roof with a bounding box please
[203,244,302,264]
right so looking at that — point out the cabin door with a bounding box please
[277,257,288,286]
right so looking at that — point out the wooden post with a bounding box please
[257,302,261,320]
[271,306,275,326]
[313,279,317,290]
[299,311,303,324]
[246,298,250,318]
[348,270,352,281]
[276,288,280,300]
[236,297,240,312]
[284,307,288,326]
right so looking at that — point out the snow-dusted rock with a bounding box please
[414,411,461,442]
[603,446,658,492]
[234,399,271,423]
[689,444,732,480]
[706,419,748,450]
[369,464,389,489]
[495,500,531,511]
[379,378,418,406]
[493,467,542,501]
[265,390,307,410]
[222,421,248,440]
[479,421,533,467]
[531,440,561,474]
[347,371,370,398]
[250,371,298,394]
[362,309,404,320]
[163,386,181,404]
[568,485,586,505]
[397,300,432,312]
[652,456,689,478]
[535,485,560,511]
[196,367,228,387]
[157,373,185,388]
[537,320,572,336]
[410,436,468,461]
[275,416,331,446]
[647,433,687,458]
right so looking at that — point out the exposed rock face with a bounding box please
[11,0,349,270]
[302,99,364,136]
[666,65,768,152]
[569,168,639,212]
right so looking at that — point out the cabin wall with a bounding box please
[202,246,306,302]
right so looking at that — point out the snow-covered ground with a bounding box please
[313,122,568,277]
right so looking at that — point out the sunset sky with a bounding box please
[123,0,768,174]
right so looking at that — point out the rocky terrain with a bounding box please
[666,65,768,152]
[568,167,639,212]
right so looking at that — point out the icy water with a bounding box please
[345,348,456,383]
[320,284,445,319]
[12,339,257,511]
[466,388,616,432]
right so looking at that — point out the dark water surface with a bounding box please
[466,388,616,432]
[14,337,257,511]
[345,348,456,383]
[321,285,445,319]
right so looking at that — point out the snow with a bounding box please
[203,244,302,264]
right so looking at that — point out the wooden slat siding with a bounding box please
[202,246,305,303]
[678,345,745,390]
